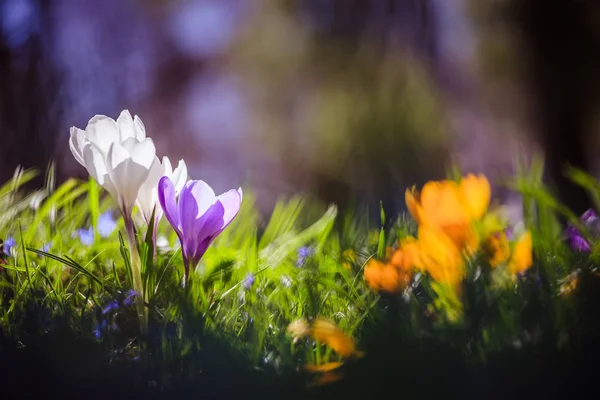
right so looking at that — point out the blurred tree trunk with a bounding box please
[295,0,444,218]
[514,1,600,215]
[0,0,61,188]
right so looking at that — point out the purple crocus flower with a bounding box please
[581,209,598,224]
[566,225,591,252]
[158,176,243,283]
[564,208,599,252]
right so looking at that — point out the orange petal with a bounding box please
[304,361,344,373]
[420,180,470,227]
[441,223,478,253]
[311,318,357,358]
[508,230,533,275]
[405,186,423,224]
[390,236,421,271]
[417,226,465,285]
[460,174,491,220]
[364,259,402,293]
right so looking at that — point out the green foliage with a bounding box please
[1,161,599,387]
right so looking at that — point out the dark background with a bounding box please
[2,0,599,217]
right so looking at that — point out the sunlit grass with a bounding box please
[1,160,599,391]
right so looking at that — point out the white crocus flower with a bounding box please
[136,156,188,226]
[69,110,156,216]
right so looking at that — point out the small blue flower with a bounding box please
[298,246,312,259]
[97,212,117,238]
[3,236,16,256]
[102,300,119,315]
[92,319,108,339]
[76,227,94,246]
[123,289,138,307]
[243,273,255,290]
[296,246,313,267]
[42,242,52,252]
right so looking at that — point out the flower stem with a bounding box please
[124,215,148,334]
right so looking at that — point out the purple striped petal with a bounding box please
[158,176,182,239]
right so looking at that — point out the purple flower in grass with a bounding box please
[3,236,16,256]
[158,176,242,284]
[296,246,313,267]
[565,208,598,252]
[102,300,119,315]
[76,227,94,246]
[567,226,591,252]
[97,211,117,237]
[581,209,598,224]
[243,273,255,290]
[123,289,138,306]
[93,319,108,339]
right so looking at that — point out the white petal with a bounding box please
[162,156,173,176]
[82,143,117,199]
[107,139,155,212]
[69,127,86,166]
[129,138,156,170]
[171,159,188,194]
[117,110,136,141]
[136,156,164,223]
[133,115,146,140]
[85,115,119,155]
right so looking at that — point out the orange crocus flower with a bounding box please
[364,259,405,293]
[390,236,420,271]
[414,225,465,286]
[405,174,490,253]
[364,237,418,293]
[508,230,533,275]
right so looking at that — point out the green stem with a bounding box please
[124,215,148,334]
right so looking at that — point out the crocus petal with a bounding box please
[85,115,119,155]
[133,115,146,140]
[117,110,136,141]
[187,201,226,263]
[179,180,215,245]
[69,127,87,165]
[215,188,243,231]
[405,187,422,224]
[460,174,491,220]
[188,188,242,262]
[136,156,165,224]
[107,139,155,212]
[158,176,182,237]
[171,159,188,194]
[82,143,117,199]
[162,157,173,176]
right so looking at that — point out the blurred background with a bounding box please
[1,0,599,217]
